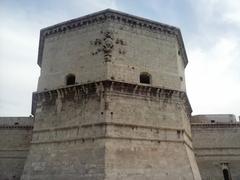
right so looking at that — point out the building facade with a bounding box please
[0,9,239,180]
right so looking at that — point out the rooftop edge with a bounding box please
[37,9,188,68]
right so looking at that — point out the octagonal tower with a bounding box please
[22,9,201,180]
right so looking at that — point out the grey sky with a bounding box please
[0,0,239,117]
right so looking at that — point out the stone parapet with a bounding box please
[31,80,192,117]
[191,114,236,124]
[0,117,33,128]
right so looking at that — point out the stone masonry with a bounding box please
[21,9,201,180]
[0,9,239,180]
[0,117,33,180]
[191,115,240,180]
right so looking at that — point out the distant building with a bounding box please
[0,9,239,180]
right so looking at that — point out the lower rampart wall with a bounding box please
[0,117,33,180]
[191,123,240,180]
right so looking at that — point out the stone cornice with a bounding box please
[31,80,192,117]
[37,9,188,67]
[0,125,33,129]
[191,123,240,128]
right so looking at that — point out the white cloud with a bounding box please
[186,36,240,116]
[184,0,240,118]
[0,15,39,116]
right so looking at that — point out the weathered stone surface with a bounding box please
[21,9,201,180]
[4,9,240,180]
[37,9,186,92]
[21,79,200,179]
[191,115,240,180]
[191,114,237,124]
[0,117,33,180]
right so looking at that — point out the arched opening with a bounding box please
[140,72,151,84]
[221,163,231,180]
[66,74,76,85]
[223,169,230,180]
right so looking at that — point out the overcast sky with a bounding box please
[0,0,239,118]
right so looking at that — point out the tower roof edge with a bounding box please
[37,9,188,67]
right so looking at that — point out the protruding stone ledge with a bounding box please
[33,122,184,133]
[191,123,240,128]
[194,148,240,157]
[31,135,193,150]
[0,125,33,129]
[31,80,192,116]
[31,121,193,149]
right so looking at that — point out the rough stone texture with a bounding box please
[22,80,200,180]
[191,114,236,123]
[191,115,240,180]
[3,9,240,180]
[103,87,199,180]
[22,9,200,180]
[0,117,33,180]
[37,9,186,92]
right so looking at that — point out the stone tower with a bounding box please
[21,9,201,180]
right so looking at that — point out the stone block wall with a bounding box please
[37,9,187,92]
[103,88,200,179]
[22,81,201,180]
[191,114,236,124]
[21,84,106,180]
[38,23,108,91]
[191,117,240,180]
[0,117,33,180]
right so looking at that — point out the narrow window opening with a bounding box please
[178,50,181,55]
[223,169,230,180]
[140,72,151,84]
[177,130,181,139]
[221,163,231,180]
[66,74,76,85]
[211,120,215,123]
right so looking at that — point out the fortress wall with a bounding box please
[107,22,185,91]
[0,117,34,126]
[21,92,107,180]
[38,22,185,92]
[22,81,200,180]
[105,140,196,180]
[191,123,240,180]
[191,114,236,123]
[22,9,199,180]
[0,117,33,180]
[37,23,108,91]
[104,92,191,135]
[37,10,187,92]
[101,88,200,179]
